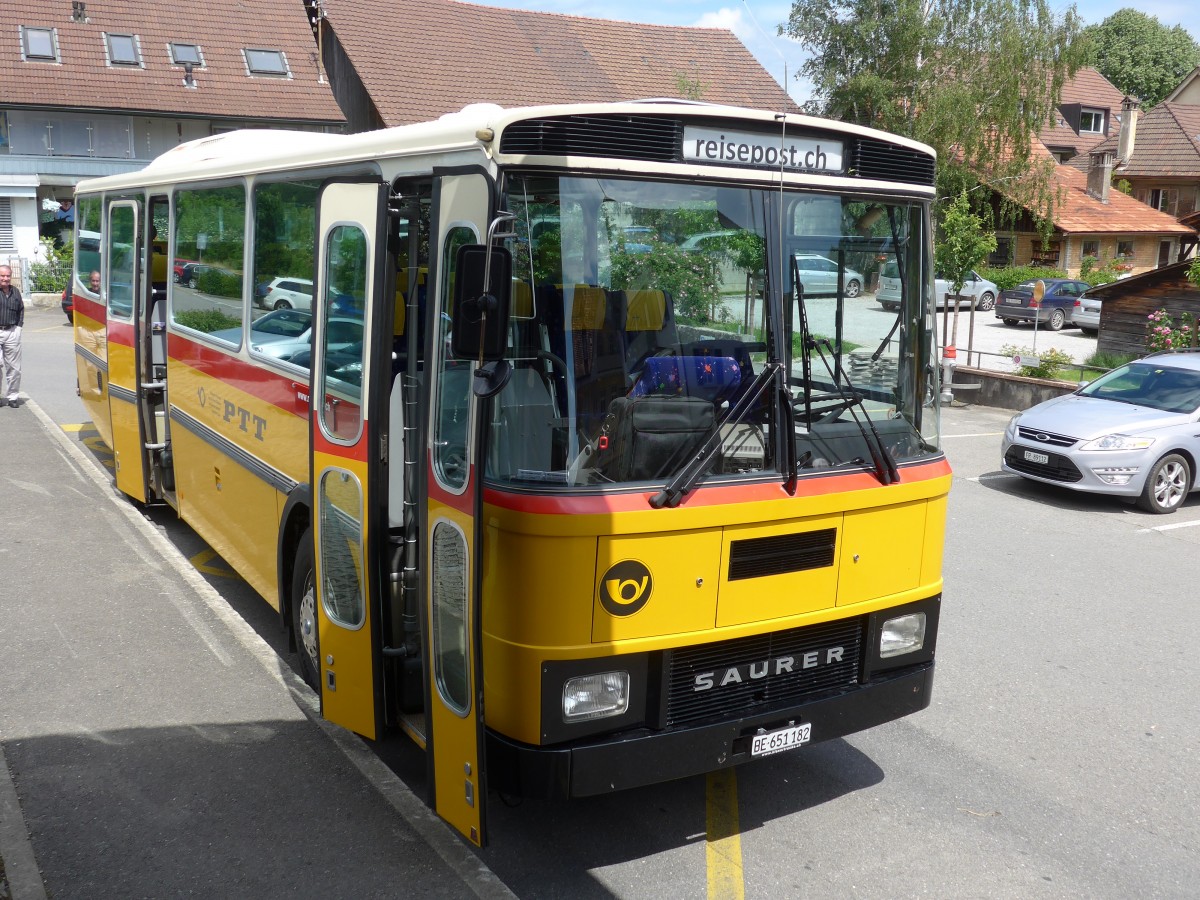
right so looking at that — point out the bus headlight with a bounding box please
[562,671,630,722]
[880,612,926,658]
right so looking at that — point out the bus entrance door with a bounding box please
[422,171,491,847]
[104,200,149,503]
[309,180,388,741]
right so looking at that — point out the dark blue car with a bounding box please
[996,278,1090,331]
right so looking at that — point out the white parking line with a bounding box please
[968,473,1017,483]
[1136,519,1200,533]
[943,432,1005,438]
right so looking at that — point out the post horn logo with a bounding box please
[598,560,653,617]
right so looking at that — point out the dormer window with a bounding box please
[244,48,288,76]
[105,33,142,66]
[1079,108,1105,134]
[170,42,203,66]
[20,26,59,61]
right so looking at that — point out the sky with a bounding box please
[474,0,1200,107]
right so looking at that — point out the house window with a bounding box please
[1117,240,1135,258]
[170,42,202,66]
[1079,108,1105,134]
[988,238,1013,267]
[1147,188,1179,216]
[1081,240,1099,259]
[0,198,15,252]
[20,26,58,61]
[244,48,288,76]
[105,33,141,66]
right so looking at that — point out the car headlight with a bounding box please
[562,671,630,722]
[1080,434,1155,451]
[880,612,926,658]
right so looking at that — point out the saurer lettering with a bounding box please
[693,647,845,691]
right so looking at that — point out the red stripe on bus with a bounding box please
[482,457,953,515]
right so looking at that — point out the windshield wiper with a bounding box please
[649,362,782,509]
[805,336,900,485]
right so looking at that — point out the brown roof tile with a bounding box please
[1073,102,1200,178]
[0,1,343,124]
[1038,67,1127,158]
[324,0,797,126]
[1051,161,1193,234]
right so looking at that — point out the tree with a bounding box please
[935,190,996,296]
[782,0,1089,224]
[1085,9,1200,108]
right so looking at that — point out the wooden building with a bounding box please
[1089,260,1200,356]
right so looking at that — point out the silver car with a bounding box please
[1074,292,1101,335]
[794,253,864,298]
[877,263,998,312]
[1002,350,1200,513]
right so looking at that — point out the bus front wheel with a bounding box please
[291,531,321,692]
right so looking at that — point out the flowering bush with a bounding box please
[1146,309,1195,352]
[999,343,1073,379]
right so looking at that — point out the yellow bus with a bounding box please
[72,101,947,846]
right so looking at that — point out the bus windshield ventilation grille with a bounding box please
[851,138,936,185]
[499,115,684,161]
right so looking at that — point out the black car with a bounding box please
[996,278,1090,331]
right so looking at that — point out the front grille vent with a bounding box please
[851,138,936,186]
[499,115,683,162]
[1016,427,1077,448]
[666,618,863,726]
[728,528,836,580]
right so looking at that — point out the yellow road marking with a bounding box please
[62,423,92,433]
[706,769,744,900]
[191,549,239,579]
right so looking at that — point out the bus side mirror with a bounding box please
[450,244,512,362]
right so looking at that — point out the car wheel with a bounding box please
[1081,327,1097,337]
[290,529,321,691]
[976,291,996,312]
[1137,454,1191,514]
[881,302,898,312]
[1002,318,1018,326]
[1047,309,1066,331]
[273,298,292,310]
[844,279,861,298]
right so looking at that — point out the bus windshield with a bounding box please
[486,173,939,491]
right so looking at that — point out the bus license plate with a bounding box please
[1024,450,1049,465]
[750,723,812,757]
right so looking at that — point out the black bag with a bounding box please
[603,396,715,481]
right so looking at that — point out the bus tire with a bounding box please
[291,530,321,691]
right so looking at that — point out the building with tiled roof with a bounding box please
[318,0,798,131]
[1037,67,1129,164]
[1069,101,1200,221]
[990,141,1194,278]
[1,0,343,279]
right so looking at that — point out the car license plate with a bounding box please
[1004,297,1020,304]
[1024,449,1049,465]
[750,723,812,757]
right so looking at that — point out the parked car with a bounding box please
[178,262,239,289]
[1074,292,1101,336]
[679,230,739,253]
[877,264,998,312]
[172,258,198,282]
[620,226,658,253]
[208,307,313,349]
[1002,349,1200,513]
[259,276,315,311]
[996,278,1090,331]
[794,253,864,298]
[61,284,74,323]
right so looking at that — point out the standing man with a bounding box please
[0,265,24,408]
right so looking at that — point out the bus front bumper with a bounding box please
[486,662,934,799]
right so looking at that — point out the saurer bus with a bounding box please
[71,101,948,846]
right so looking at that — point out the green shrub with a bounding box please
[1000,343,1073,379]
[1084,349,1137,370]
[978,265,1068,293]
[29,237,73,292]
[175,308,241,334]
[196,268,243,299]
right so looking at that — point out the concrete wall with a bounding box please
[951,366,1077,411]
